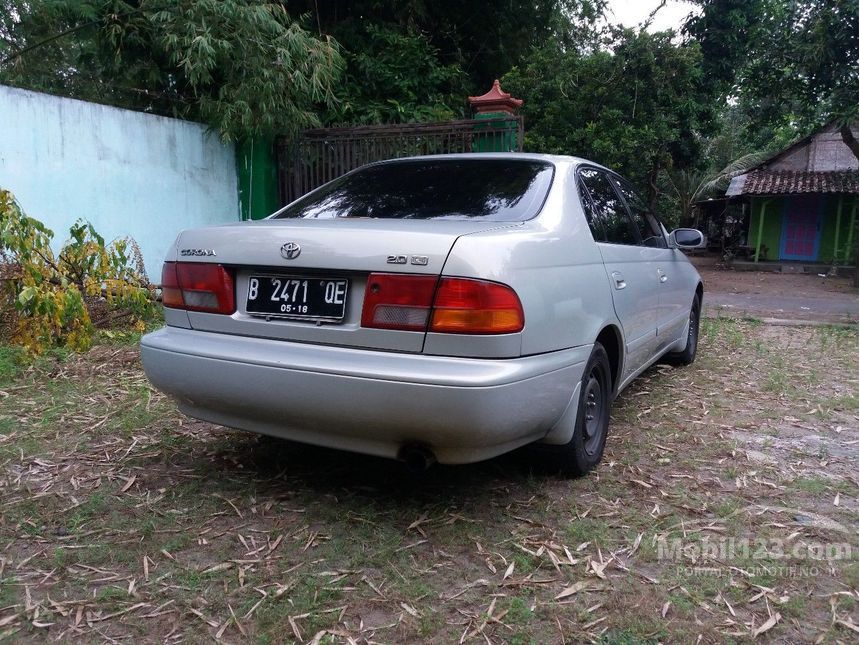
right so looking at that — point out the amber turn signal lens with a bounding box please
[430,277,524,334]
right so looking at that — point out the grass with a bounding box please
[790,477,831,494]
[0,319,856,642]
[0,345,25,384]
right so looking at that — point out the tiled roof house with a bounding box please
[725,122,858,264]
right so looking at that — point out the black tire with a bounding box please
[665,294,701,366]
[553,342,612,477]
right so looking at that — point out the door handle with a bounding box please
[611,271,626,289]
[657,268,668,283]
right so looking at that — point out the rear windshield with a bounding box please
[272,159,554,221]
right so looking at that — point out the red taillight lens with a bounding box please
[161,261,183,308]
[360,273,524,334]
[361,273,438,331]
[430,277,524,334]
[161,262,235,315]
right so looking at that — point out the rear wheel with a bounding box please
[553,342,612,477]
[666,294,701,366]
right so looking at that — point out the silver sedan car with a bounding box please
[141,154,704,475]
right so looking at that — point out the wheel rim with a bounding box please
[688,303,699,349]
[582,372,605,456]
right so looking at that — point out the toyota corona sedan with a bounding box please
[141,154,704,476]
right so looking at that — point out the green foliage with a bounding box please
[287,0,608,92]
[687,0,859,149]
[684,0,767,99]
[1,1,609,131]
[503,28,712,219]
[0,189,155,355]
[1,1,344,141]
[325,23,467,125]
[739,0,858,128]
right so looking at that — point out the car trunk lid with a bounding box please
[176,218,520,352]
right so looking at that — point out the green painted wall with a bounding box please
[818,195,859,263]
[236,137,280,220]
[748,195,859,263]
[748,196,783,261]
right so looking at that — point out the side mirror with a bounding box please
[670,228,706,249]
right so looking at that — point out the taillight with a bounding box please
[361,273,437,331]
[430,278,524,334]
[161,262,183,309]
[161,262,235,314]
[360,274,524,334]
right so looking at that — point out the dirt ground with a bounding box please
[0,320,858,643]
[690,255,857,299]
[689,255,859,323]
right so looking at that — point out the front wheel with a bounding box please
[552,342,612,477]
[666,294,701,366]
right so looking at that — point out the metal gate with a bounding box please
[276,116,524,205]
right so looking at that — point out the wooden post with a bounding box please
[754,199,770,263]
[834,195,844,263]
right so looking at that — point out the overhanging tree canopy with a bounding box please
[502,27,713,214]
[0,0,344,140]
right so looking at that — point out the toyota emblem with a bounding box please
[280,242,301,260]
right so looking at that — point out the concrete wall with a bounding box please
[0,85,239,280]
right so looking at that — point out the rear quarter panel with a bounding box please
[435,163,617,356]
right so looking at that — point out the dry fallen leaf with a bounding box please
[400,602,420,618]
[752,612,781,637]
[120,475,136,492]
[201,562,233,574]
[556,581,590,600]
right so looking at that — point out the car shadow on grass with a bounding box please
[202,430,563,500]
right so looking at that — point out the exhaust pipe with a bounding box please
[399,445,437,474]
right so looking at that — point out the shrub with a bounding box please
[0,189,156,354]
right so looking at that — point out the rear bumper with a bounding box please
[140,327,589,464]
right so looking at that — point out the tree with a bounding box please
[0,1,344,140]
[502,28,713,218]
[321,22,468,125]
[286,0,607,92]
[281,0,607,125]
[686,0,859,152]
[683,0,766,101]
[741,0,857,127]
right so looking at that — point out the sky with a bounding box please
[604,0,701,33]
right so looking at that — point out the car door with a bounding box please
[610,176,688,349]
[577,167,660,380]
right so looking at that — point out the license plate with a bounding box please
[246,276,348,320]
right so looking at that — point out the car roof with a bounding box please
[368,152,611,172]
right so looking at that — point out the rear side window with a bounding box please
[578,168,639,245]
[272,159,555,221]
[576,177,607,241]
[612,177,667,249]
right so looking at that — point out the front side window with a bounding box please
[272,159,554,222]
[612,177,667,249]
[578,168,639,245]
